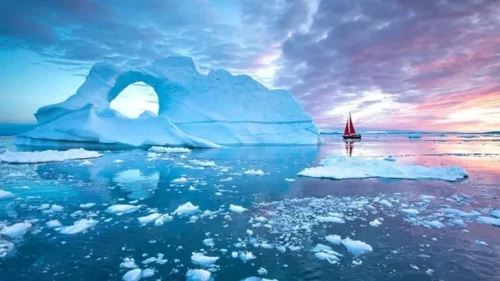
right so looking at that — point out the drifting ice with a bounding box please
[0,149,102,164]
[298,155,468,181]
[19,56,321,147]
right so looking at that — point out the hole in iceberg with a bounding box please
[109,82,159,119]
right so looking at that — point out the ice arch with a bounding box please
[109,81,159,119]
[20,56,322,147]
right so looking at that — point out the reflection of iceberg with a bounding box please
[112,169,160,200]
[18,56,321,148]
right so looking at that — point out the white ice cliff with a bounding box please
[18,57,321,147]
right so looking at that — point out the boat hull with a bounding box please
[343,134,361,140]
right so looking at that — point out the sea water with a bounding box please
[1,131,500,281]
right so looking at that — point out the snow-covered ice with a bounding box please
[229,204,247,213]
[59,219,98,235]
[0,149,102,164]
[298,155,467,181]
[20,56,321,147]
[173,202,199,216]
[0,222,32,239]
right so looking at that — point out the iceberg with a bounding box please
[298,155,468,181]
[0,148,102,164]
[18,56,321,147]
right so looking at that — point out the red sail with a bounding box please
[343,119,350,135]
[348,113,356,134]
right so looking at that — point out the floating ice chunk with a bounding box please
[276,246,286,253]
[379,199,393,208]
[352,260,363,265]
[477,216,500,226]
[231,251,238,258]
[254,216,267,222]
[474,240,488,246]
[173,202,199,216]
[401,209,419,215]
[491,210,500,218]
[172,177,188,183]
[0,148,102,164]
[229,204,247,213]
[191,252,219,267]
[186,269,212,281]
[439,208,480,217]
[0,239,14,258]
[315,251,340,264]
[298,155,468,181]
[0,222,32,239]
[189,186,197,191]
[214,192,222,196]
[123,268,142,281]
[154,214,173,226]
[311,243,332,253]
[424,220,445,229]
[239,251,257,262]
[138,213,161,225]
[220,177,233,182]
[106,204,140,215]
[142,257,157,264]
[285,178,295,182]
[44,204,64,213]
[190,160,216,167]
[148,146,191,153]
[114,159,124,163]
[203,238,214,247]
[59,219,98,235]
[325,234,342,245]
[410,264,419,270]
[341,238,373,256]
[288,245,301,251]
[79,160,93,166]
[420,195,435,201]
[451,219,465,227]
[46,220,62,228]
[120,258,138,269]
[141,268,155,278]
[0,190,14,200]
[243,169,265,176]
[260,242,273,249]
[369,219,382,227]
[316,216,345,223]
[257,267,268,275]
[246,229,254,236]
[80,203,96,209]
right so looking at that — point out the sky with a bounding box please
[1,0,499,132]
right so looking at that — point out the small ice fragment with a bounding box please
[420,195,435,201]
[59,219,98,235]
[231,251,238,258]
[325,235,342,245]
[220,177,233,182]
[172,177,188,183]
[254,216,267,222]
[424,220,445,229]
[352,260,363,265]
[141,268,155,278]
[46,220,62,228]
[243,169,264,176]
[239,251,257,262]
[379,199,393,208]
[186,269,212,281]
[317,216,345,223]
[138,213,161,225]
[257,267,268,275]
[276,246,286,253]
[79,160,93,166]
[114,159,124,163]
[215,192,222,196]
[106,204,140,215]
[173,202,199,216]
[285,178,295,182]
[189,186,197,191]
[189,160,216,167]
[341,238,373,256]
[229,204,247,213]
[80,203,96,209]
[191,252,219,267]
[369,219,382,227]
[148,146,191,153]
[477,216,500,226]
[203,238,214,247]
[315,252,340,264]
[122,268,142,281]
[0,222,32,238]
[474,240,488,246]
[401,208,419,215]
[246,229,254,236]
[491,210,500,218]
[120,257,138,269]
[288,245,301,251]
[410,264,419,270]
[0,190,15,200]
[153,214,173,226]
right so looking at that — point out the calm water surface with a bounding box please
[0,134,499,281]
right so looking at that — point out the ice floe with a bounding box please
[298,155,468,181]
[341,238,373,256]
[148,146,191,153]
[122,268,142,281]
[191,252,219,267]
[0,148,102,164]
[173,202,199,216]
[59,219,98,235]
[325,235,342,245]
[189,160,216,167]
[229,204,247,213]
[186,269,212,281]
[0,190,14,200]
[243,169,265,176]
[0,222,32,239]
[80,203,96,209]
[46,220,62,228]
[106,204,140,215]
[138,213,162,225]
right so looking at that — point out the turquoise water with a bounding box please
[1,132,500,281]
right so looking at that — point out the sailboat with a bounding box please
[342,112,361,140]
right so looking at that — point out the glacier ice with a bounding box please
[18,56,321,147]
[298,155,468,181]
